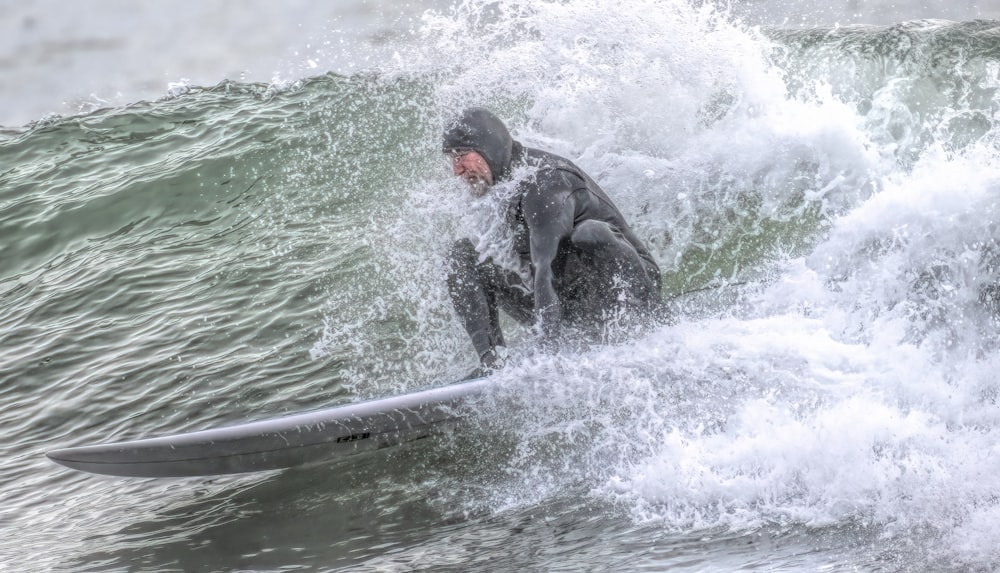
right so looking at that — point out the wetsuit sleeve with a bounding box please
[522,170,578,342]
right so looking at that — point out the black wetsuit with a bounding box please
[443,108,662,368]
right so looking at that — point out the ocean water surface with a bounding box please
[4,0,1000,571]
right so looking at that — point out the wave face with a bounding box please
[4,2,1000,571]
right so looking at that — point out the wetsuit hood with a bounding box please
[442,108,520,182]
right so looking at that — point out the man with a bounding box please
[443,108,663,373]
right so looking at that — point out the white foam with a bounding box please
[382,0,1000,566]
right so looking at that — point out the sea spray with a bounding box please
[371,0,1000,567]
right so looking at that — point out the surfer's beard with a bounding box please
[466,177,490,198]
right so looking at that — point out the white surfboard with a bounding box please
[46,377,490,478]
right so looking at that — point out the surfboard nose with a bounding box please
[46,445,135,477]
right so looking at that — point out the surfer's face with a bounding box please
[450,150,493,197]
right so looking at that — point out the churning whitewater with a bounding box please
[3,0,1000,571]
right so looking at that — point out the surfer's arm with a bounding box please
[523,171,577,342]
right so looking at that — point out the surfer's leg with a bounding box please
[447,239,502,364]
[447,239,533,368]
[562,220,662,322]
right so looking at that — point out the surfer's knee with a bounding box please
[570,220,616,252]
[448,239,477,273]
[447,239,480,295]
[450,238,478,261]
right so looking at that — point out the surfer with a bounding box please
[443,108,664,375]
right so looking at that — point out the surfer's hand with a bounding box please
[479,347,505,370]
[463,347,506,380]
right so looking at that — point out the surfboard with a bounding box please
[46,377,490,478]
